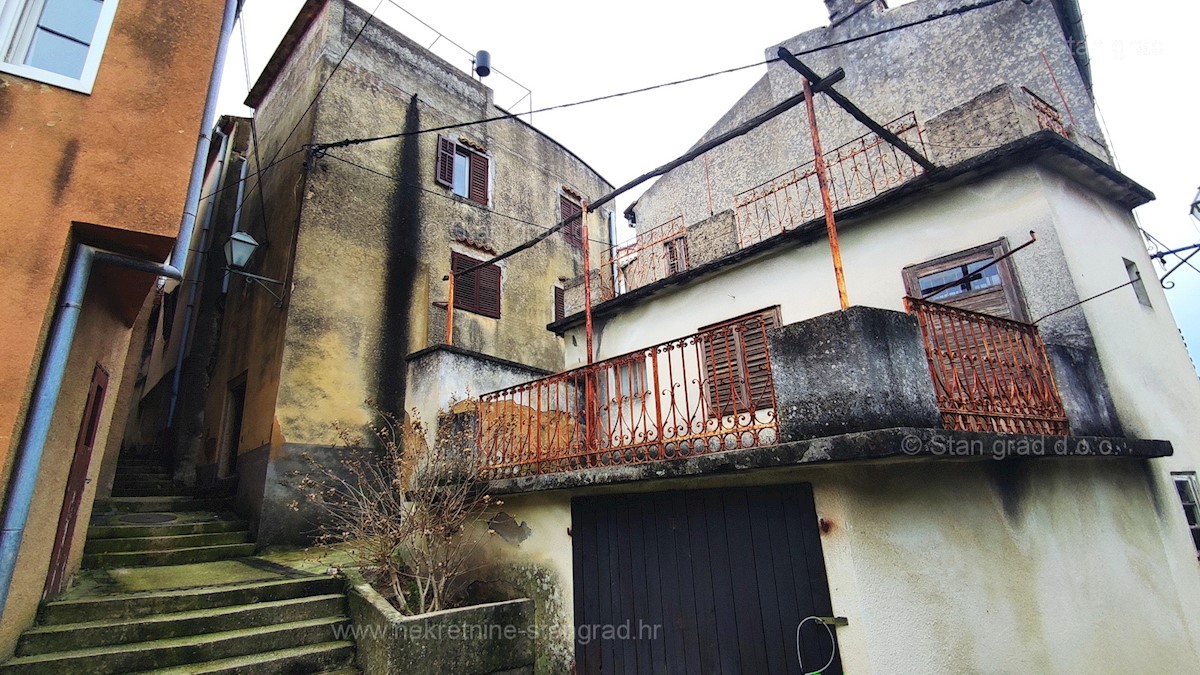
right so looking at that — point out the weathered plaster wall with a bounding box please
[632,0,1102,235]
[0,280,132,656]
[493,458,1199,673]
[0,0,226,496]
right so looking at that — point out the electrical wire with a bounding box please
[318,151,613,248]
[232,0,386,219]
[311,0,1011,152]
[1034,277,1140,324]
[795,616,837,674]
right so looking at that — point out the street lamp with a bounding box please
[223,232,285,306]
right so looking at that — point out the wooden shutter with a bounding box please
[701,307,780,417]
[561,195,583,248]
[468,152,489,205]
[554,286,565,322]
[665,235,689,275]
[451,252,500,319]
[436,136,456,187]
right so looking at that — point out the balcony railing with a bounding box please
[595,216,687,300]
[1023,87,1069,138]
[735,112,926,248]
[906,297,1069,436]
[475,317,778,478]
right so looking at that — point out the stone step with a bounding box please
[131,641,357,675]
[94,497,230,513]
[17,594,346,656]
[0,617,349,674]
[83,543,257,569]
[40,576,344,624]
[84,531,252,554]
[110,486,190,498]
[88,517,249,540]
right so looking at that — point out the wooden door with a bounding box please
[572,484,841,674]
[44,363,108,597]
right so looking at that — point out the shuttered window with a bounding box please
[452,252,501,318]
[435,136,489,206]
[700,307,780,417]
[554,286,565,322]
[902,239,1026,320]
[664,234,689,275]
[561,194,583,248]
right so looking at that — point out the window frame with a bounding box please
[664,233,689,276]
[699,306,781,418]
[902,238,1028,321]
[1172,472,1200,554]
[560,191,583,249]
[435,135,490,206]
[0,0,120,94]
[451,251,501,319]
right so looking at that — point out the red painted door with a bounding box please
[43,364,109,598]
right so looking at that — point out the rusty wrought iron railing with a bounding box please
[1023,88,1069,138]
[905,297,1069,436]
[475,317,779,478]
[595,216,687,301]
[735,112,926,248]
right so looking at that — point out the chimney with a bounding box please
[823,0,885,25]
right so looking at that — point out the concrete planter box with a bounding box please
[345,571,535,675]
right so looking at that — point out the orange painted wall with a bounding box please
[0,0,227,487]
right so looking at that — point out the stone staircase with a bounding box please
[1,455,359,674]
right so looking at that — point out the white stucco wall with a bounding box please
[540,164,1200,670]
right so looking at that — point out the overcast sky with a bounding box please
[218,0,1200,365]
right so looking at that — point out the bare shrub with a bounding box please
[295,402,496,615]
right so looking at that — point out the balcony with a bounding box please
[469,305,1166,487]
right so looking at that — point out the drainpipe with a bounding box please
[0,0,241,619]
[164,125,232,431]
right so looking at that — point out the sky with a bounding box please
[217,0,1200,364]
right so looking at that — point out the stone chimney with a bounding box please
[823,0,885,25]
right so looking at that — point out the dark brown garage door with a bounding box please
[572,484,841,674]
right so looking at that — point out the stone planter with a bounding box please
[344,570,535,675]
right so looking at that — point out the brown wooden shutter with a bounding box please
[468,153,489,205]
[561,195,583,248]
[451,251,500,318]
[665,235,689,275]
[477,262,501,318]
[700,307,780,417]
[436,136,456,187]
[554,286,565,322]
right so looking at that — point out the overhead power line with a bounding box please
[310,0,1010,153]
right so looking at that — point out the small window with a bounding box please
[1172,472,1200,553]
[436,136,489,205]
[903,239,1026,320]
[700,307,780,417]
[0,0,120,93]
[553,286,565,322]
[451,251,500,318]
[561,193,583,249]
[664,234,689,275]
[1124,258,1152,307]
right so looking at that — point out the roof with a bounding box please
[245,0,328,109]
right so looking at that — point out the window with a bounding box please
[599,357,647,432]
[0,0,119,93]
[1124,258,1152,307]
[436,136,489,205]
[1172,472,1200,553]
[664,234,689,275]
[553,286,565,322]
[903,239,1027,320]
[451,251,501,318]
[561,193,583,249]
[700,307,780,417]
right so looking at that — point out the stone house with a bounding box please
[0,0,237,657]
[452,0,1200,672]
[124,0,613,546]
